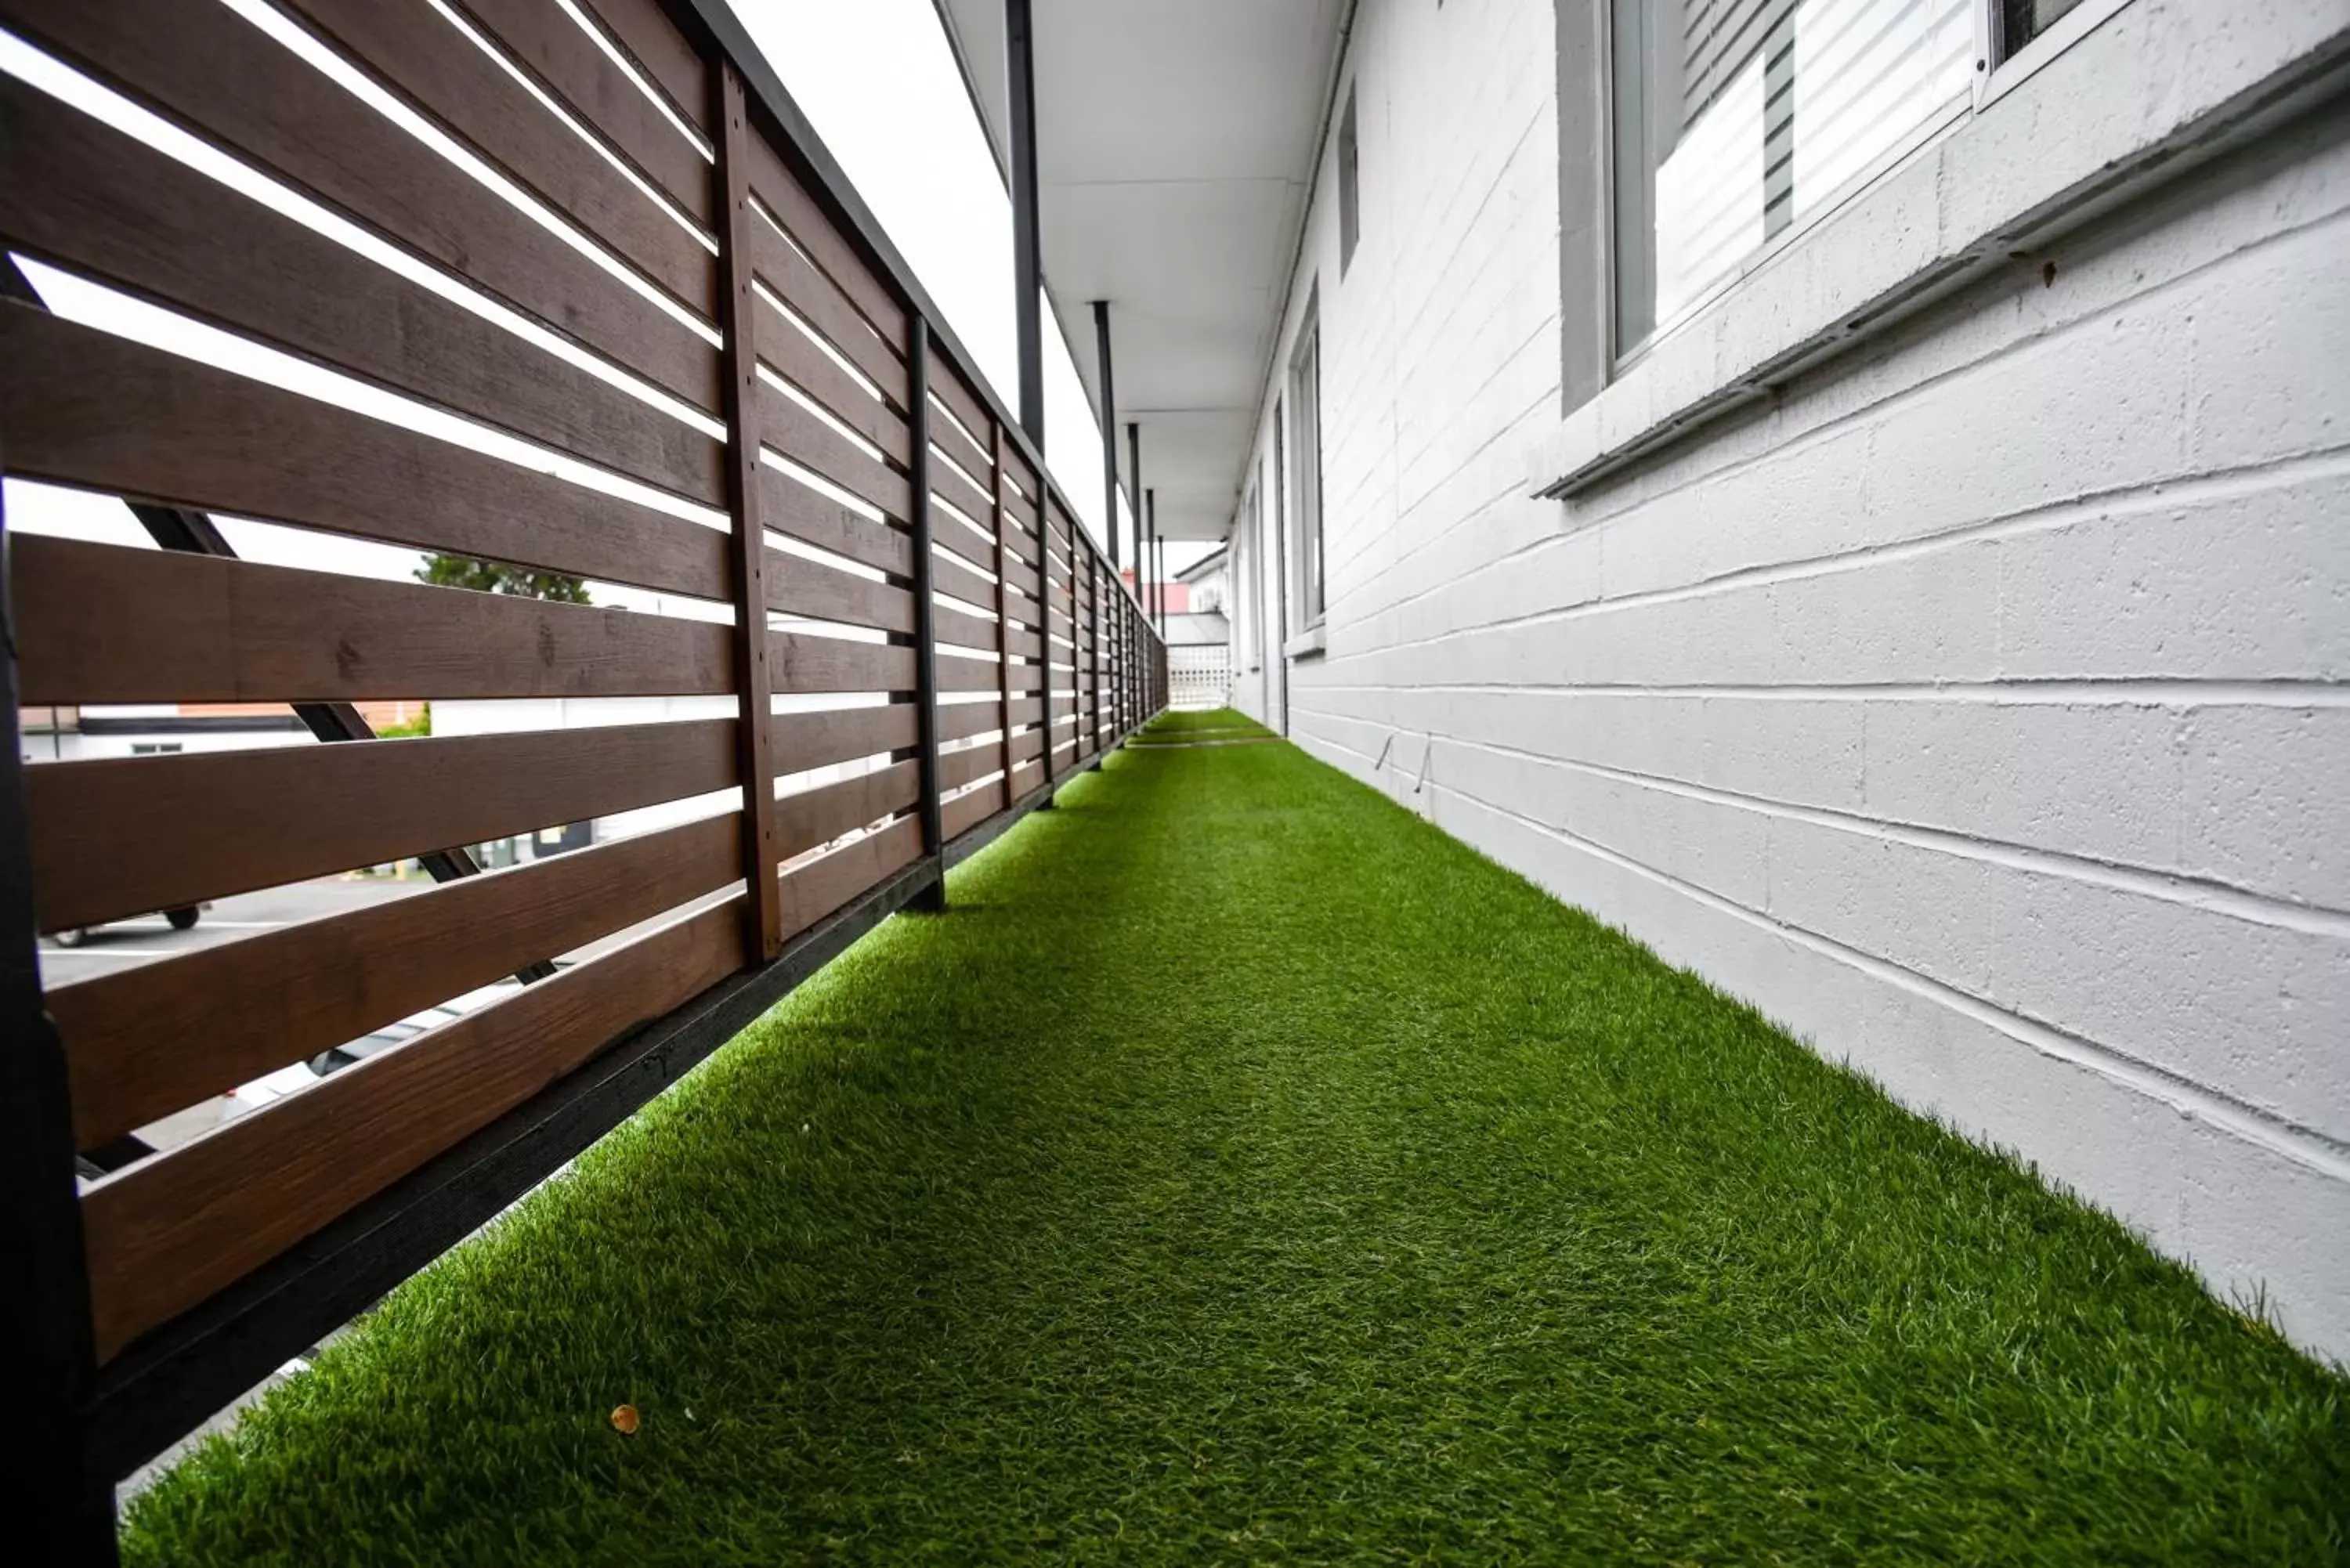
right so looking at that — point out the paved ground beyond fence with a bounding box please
[124,713,2347,1563]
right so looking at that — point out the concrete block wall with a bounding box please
[1231,0,2350,1359]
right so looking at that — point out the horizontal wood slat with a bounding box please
[1008,757,1043,800]
[761,461,914,578]
[1000,551,1042,598]
[457,0,713,222]
[772,703,917,775]
[761,324,911,465]
[81,894,747,1361]
[936,701,1007,746]
[744,134,906,356]
[579,0,710,135]
[27,719,736,934]
[1000,483,1039,531]
[2,0,721,417]
[936,649,1009,694]
[52,812,741,1149]
[932,599,999,652]
[926,404,992,491]
[0,81,725,505]
[745,213,902,395]
[14,536,732,705]
[926,348,992,455]
[929,547,996,613]
[283,0,715,309]
[768,547,914,634]
[771,632,914,695]
[757,380,911,520]
[941,779,1000,841]
[939,743,1001,793]
[928,459,994,535]
[1010,728,1045,766]
[779,814,920,938]
[0,308,730,602]
[775,761,916,859]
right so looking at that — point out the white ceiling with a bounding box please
[935,0,1347,541]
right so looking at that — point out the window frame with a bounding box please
[1603,0,1990,374]
[1337,85,1361,276]
[1287,308,1325,632]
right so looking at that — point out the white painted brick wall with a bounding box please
[1230,0,2350,1357]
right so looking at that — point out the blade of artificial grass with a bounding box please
[124,710,2348,1564]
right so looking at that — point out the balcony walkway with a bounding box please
[124,713,2344,1563]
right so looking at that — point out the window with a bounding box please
[1338,87,1361,275]
[1289,314,1325,627]
[1611,0,1976,355]
[1998,0,2084,56]
[129,742,184,756]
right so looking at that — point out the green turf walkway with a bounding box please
[127,712,2346,1563]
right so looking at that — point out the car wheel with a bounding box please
[55,927,89,948]
[166,906,201,930]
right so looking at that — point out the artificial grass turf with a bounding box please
[125,713,2347,1563]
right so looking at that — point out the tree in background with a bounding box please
[416,554,591,604]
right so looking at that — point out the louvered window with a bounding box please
[1613,0,1978,353]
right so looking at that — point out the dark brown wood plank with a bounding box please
[932,598,999,652]
[744,133,907,357]
[940,778,999,841]
[457,0,712,222]
[1001,624,1044,659]
[935,648,1010,695]
[1007,757,1043,800]
[929,547,996,613]
[927,351,992,460]
[763,316,912,465]
[926,400,992,493]
[936,701,1006,746]
[779,814,919,938]
[0,80,725,506]
[580,0,710,135]
[2,0,721,416]
[772,703,918,775]
[284,0,715,309]
[81,895,747,1361]
[761,462,914,579]
[757,380,912,521]
[938,742,1000,793]
[768,547,914,634]
[1001,482,1040,531]
[0,307,729,602]
[13,535,732,705]
[775,761,916,859]
[52,812,739,1148]
[746,211,903,396]
[929,457,994,534]
[27,719,736,934]
[1000,551,1043,599]
[770,632,914,695]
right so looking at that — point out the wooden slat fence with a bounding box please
[0,0,1163,1552]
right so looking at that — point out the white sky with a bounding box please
[2,0,1185,588]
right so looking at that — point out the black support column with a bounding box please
[1092,300,1119,569]
[1006,0,1044,448]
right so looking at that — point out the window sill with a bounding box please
[1284,625,1326,660]
[1533,0,2349,500]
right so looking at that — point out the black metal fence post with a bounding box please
[907,317,945,911]
[0,465,121,1563]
